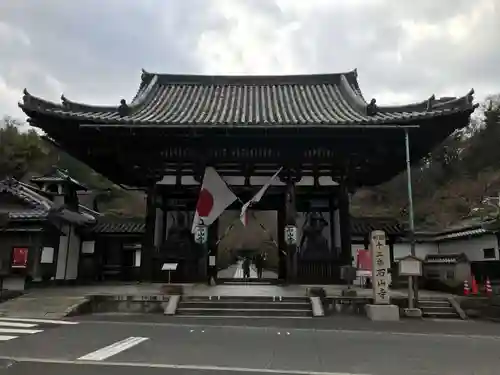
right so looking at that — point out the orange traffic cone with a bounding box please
[463,280,470,296]
[471,275,479,295]
[485,278,493,296]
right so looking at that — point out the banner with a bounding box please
[357,249,372,271]
[12,247,28,269]
[240,167,282,226]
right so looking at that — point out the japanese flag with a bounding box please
[191,167,238,233]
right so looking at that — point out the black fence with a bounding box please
[297,259,345,284]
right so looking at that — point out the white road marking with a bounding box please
[0,328,43,334]
[0,356,372,375]
[0,321,38,328]
[0,317,78,325]
[0,335,17,341]
[78,336,149,361]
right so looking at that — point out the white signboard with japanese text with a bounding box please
[209,256,216,266]
[194,225,208,244]
[370,230,391,304]
[162,263,178,271]
[284,225,298,245]
[399,257,422,276]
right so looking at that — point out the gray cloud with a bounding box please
[1,0,499,121]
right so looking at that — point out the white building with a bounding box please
[393,219,500,280]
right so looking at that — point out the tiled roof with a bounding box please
[89,216,405,236]
[7,209,48,221]
[433,228,487,241]
[19,69,477,127]
[0,178,53,212]
[91,219,145,234]
[351,217,405,236]
[31,168,87,191]
[0,178,95,225]
[425,253,469,264]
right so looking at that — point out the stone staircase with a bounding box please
[176,296,313,318]
[418,298,460,319]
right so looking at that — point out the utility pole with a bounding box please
[404,128,418,307]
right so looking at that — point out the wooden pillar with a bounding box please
[141,184,156,281]
[153,206,163,248]
[339,181,352,265]
[328,196,336,255]
[363,234,370,249]
[281,170,300,282]
[277,202,286,281]
[161,195,168,245]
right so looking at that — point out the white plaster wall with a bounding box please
[438,234,499,261]
[55,224,81,280]
[393,242,437,262]
[81,241,95,254]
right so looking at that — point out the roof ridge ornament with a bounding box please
[61,94,70,109]
[366,98,378,116]
[118,99,130,117]
[426,94,435,112]
[22,88,32,106]
[467,88,474,105]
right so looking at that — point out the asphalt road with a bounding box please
[0,316,499,375]
[1,360,335,375]
[77,312,500,337]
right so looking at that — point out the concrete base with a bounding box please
[365,304,400,321]
[404,307,423,318]
[2,276,26,291]
[310,296,324,317]
[164,295,180,315]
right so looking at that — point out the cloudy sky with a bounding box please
[1,0,499,123]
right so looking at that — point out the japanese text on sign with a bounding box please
[194,225,208,244]
[284,225,297,245]
[370,230,390,304]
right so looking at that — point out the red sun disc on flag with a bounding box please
[196,188,214,217]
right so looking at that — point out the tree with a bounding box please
[0,117,47,179]
[0,116,145,216]
[461,95,500,175]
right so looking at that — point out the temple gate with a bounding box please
[19,69,476,283]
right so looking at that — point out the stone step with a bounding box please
[418,299,459,319]
[220,281,274,286]
[422,311,459,318]
[419,306,457,314]
[177,295,313,317]
[176,307,312,317]
[183,296,308,303]
[179,301,310,310]
[418,300,451,308]
[218,278,276,284]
